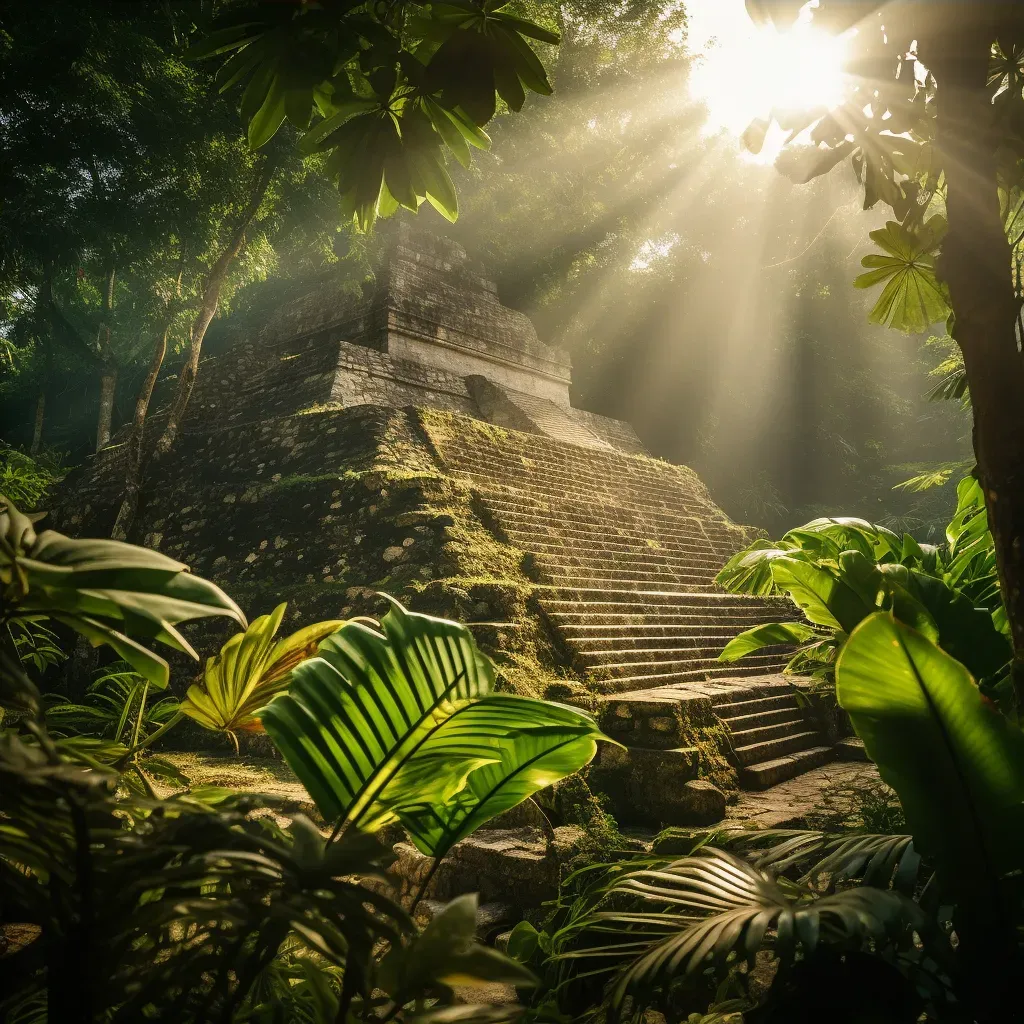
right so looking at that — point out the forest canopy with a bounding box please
[0,0,970,536]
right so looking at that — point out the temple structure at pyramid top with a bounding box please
[231,222,646,453]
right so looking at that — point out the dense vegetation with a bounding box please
[4,2,1024,1023]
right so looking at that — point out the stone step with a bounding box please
[530,548,725,574]
[714,693,801,719]
[721,706,806,732]
[834,736,869,761]
[590,657,791,694]
[482,495,744,538]
[728,717,808,748]
[537,573,718,592]
[732,730,824,767]
[592,651,788,678]
[740,745,836,790]
[515,538,729,568]
[540,588,784,609]
[579,644,786,670]
[448,455,718,504]
[567,630,766,651]
[494,510,739,544]
[557,621,780,637]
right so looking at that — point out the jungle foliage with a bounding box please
[0,493,605,1022]
[508,611,1024,1023]
[716,476,1011,703]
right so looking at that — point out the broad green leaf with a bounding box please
[785,517,903,562]
[493,12,560,46]
[182,24,261,61]
[853,217,950,333]
[423,98,472,167]
[380,893,537,999]
[770,556,874,633]
[2,494,244,687]
[396,695,605,859]
[715,540,795,595]
[258,598,497,827]
[881,567,1011,681]
[248,75,287,149]
[180,604,345,737]
[300,99,378,152]
[718,621,818,662]
[837,614,1024,910]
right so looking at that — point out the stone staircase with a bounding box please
[714,688,833,788]
[421,410,837,791]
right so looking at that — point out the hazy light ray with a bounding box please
[541,135,751,350]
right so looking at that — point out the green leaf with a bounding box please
[300,100,378,152]
[493,12,560,46]
[180,604,345,736]
[853,217,950,333]
[408,148,458,221]
[836,614,1024,907]
[258,598,497,828]
[397,695,605,859]
[718,621,818,662]
[770,556,875,633]
[284,84,314,130]
[423,98,472,167]
[2,494,244,687]
[182,24,262,61]
[248,76,288,149]
[715,540,794,595]
[381,893,537,999]
[881,568,1011,681]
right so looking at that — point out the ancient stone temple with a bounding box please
[53,225,856,841]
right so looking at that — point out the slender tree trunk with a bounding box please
[111,325,169,541]
[95,367,118,452]
[95,267,118,452]
[30,392,45,454]
[154,158,276,457]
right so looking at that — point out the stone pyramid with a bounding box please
[51,225,854,825]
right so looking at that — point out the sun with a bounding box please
[689,1,849,159]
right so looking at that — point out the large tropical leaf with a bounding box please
[853,216,950,333]
[1,494,245,687]
[720,829,922,894]
[785,517,904,563]
[719,621,819,662]
[259,599,605,836]
[378,893,537,1004]
[944,476,1002,619]
[715,540,795,595]
[180,603,346,741]
[586,848,923,1020]
[770,556,874,632]
[879,566,1011,682]
[836,613,1024,910]
[258,598,499,827]
[397,696,606,859]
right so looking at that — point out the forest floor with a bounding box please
[726,762,884,831]
[160,752,884,837]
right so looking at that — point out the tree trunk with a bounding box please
[95,366,118,452]
[924,13,1024,1013]
[925,17,1024,677]
[154,158,276,457]
[30,392,45,454]
[111,325,169,541]
[95,267,118,453]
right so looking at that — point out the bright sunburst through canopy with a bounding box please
[689,0,849,157]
